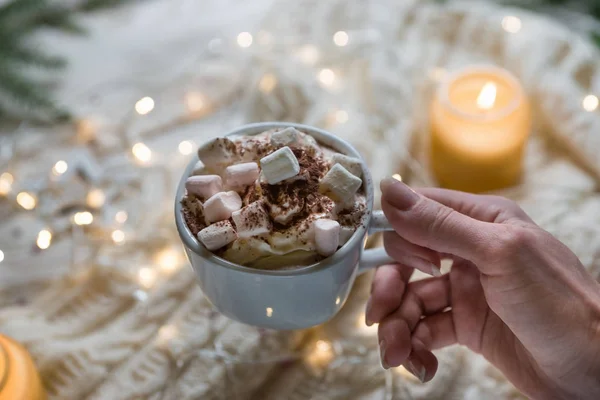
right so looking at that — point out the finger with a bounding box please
[366,264,414,326]
[404,338,438,383]
[383,231,442,276]
[412,311,457,350]
[416,187,534,224]
[380,178,496,266]
[378,276,451,368]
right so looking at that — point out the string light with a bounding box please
[135,97,155,115]
[115,210,128,224]
[73,211,93,225]
[52,160,68,176]
[318,68,336,87]
[335,110,349,123]
[582,95,599,112]
[16,192,37,210]
[36,229,52,250]
[0,250,4,263]
[178,140,194,155]
[111,229,125,244]
[0,172,13,196]
[76,118,96,142]
[158,324,178,344]
[266,307,273,317]
[132,142,152,163]
[305,339,334,369]
[333,31,349,46]
[237,32,253,48]
[155,247,182,273]
[296,45,319,65]
[138,267,157,289]
[86,188,106,208]
[501,16,522,33]
[259,73,277,93]
[185,92,206,114]
[392,174,402,181]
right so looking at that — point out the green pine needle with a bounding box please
[0,0,133,122]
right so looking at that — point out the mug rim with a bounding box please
[174,122,375,276]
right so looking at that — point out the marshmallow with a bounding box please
[197,137,237,168]
[331,154,363,178]
[319,164,362,204]
[260,146,300,184]
[232,201,271,238]
[191,160,206,176]
[225,162,259,188]
[197,221,237,250]
[185,175,223,199]
[313,219,340,256]
[204,191,242,223]
[271,127,301,147]
[338,226,355,246]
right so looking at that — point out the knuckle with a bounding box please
[486,226,536,262]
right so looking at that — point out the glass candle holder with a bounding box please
[429,65,531,193]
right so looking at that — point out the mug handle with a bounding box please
[358,210,395,273]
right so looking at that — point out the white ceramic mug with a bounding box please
[175,122,394,330]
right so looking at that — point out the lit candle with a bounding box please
[429,66,531,193]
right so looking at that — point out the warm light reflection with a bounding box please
[306,339,334,369]
[259,73,277,93]
[73,211,93,225]
[111,229,125,244]
[158,324,179,344]
[36,229,52,250]
[296,45,319,65]
[583,95,599,112]
[335,297,341,305]
[335,110,349,123]
[0,172,13,196]
[476,82,497,110]
[138,267,157,289]
[156,247,182,273]
[266,307,273,317]
[135,97,155,115]
[318,68,336,87]
[86,189,105,208]
[132,143,152,163]
[178,140,194,155]
[333,31,349,46]
[16,192,37,210]
[185,92,206,113]
[502,16,522,33]
[115,210,128,224]
[392,174,402,181]
[52,160,68,176]
[237,32,253,48]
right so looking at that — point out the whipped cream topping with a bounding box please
[181,128,367,269]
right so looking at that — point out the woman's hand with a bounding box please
[367,178,600,400]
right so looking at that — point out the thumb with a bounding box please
[380,178,496,265]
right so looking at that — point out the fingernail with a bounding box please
[379,340,389,369]
[406,359,426,383]
[380,178,419,211]
[365,298,373,326]
[431,265,442,277]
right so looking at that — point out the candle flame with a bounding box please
[476,82,497,110]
